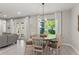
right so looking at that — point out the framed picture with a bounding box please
[78,15,79,31]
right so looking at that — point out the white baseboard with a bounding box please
[62,43,79,55]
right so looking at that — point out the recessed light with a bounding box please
[17,11,21,15]
[3,15,7,17]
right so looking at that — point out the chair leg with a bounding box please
[55,48,60,55]
[51,48,54,54]
[42,52,44,55]
[56,49,58,55]
[32,50,34,55]
[50,48,61,55]
[53,49,57,55]
[42,51,44,55]
[58,48,61,55]
[34,51,36,55]
[44,46,49,55]
[47,47,50,54]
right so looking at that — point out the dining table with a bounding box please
[26,35,58,46]
[26,36,58,54]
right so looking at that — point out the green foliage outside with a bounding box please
[40,19,56,38]
[45,19,55,35]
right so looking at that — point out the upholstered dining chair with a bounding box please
[56,34,62,54]
[32,38,45,55]
[48,34,62,55]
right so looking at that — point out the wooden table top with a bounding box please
[26,37,58,45]
[28,37,57,42]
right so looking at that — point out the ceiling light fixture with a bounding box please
[17,11,21,15]
[40,3,45,34]
[42,3,44,21]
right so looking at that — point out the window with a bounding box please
[45,19,56,38]
[40,18,56,38]
[40,19,45,34]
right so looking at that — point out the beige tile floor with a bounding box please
[0,40,25,55]
[25,45,77,55]
[0,40,77,55]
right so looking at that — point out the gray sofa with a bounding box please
[0,33,18,48]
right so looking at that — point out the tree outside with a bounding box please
[45,19,56,38]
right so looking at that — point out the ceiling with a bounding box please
[0,3,76,18]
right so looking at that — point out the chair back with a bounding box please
[32,38,44,47]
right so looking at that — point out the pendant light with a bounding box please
[40,3,45,34]
[42,3,44,21]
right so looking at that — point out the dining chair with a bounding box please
[48,34,62,55]
[32,38,45,55]
[56,34,62,54]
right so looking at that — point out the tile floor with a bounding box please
[0,40,77,55]
[0,40,25,55]
[25,45,77,55]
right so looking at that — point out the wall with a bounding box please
[62,10,72,44]
[0,19,6,35]
[6,19,15,33]
[71,4,79,53]
[6,20,11,33]
[54,11,72,44]
[62,4,79,53]
[29,16,38,36]
[55,12,62,35]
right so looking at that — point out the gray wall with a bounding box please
[62,4,79,54]
[62,10,72,44]
[71,4,79,53]
[0,20,6,35]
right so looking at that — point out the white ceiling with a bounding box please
[0,3,76,18]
